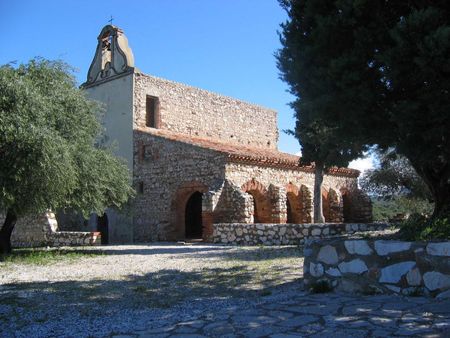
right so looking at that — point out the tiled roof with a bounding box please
[136,127,359,177]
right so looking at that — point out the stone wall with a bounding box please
[212,223,388,245]
[133,73,278,149]
[2,212,101,248]
[224,162,371,224]
[48,231,101,247]
[304,238,450,298]
[133,130,227,241]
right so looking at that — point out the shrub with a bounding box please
[399,214,450,241]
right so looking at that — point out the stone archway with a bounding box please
[185,191,203,239]
[97,213,108,245]
[241,179,271,223]
[172,181,209,240]
[285,183,302,223]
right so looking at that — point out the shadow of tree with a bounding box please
[2,264,303,311]
[187,245,304,262]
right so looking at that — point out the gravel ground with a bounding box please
[0,243,303,337]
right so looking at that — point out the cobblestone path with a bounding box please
[118,291,450,337]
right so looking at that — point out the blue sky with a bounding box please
[0,0,372,170]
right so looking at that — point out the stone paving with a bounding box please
[117,292,450,337]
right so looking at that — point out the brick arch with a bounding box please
[286,182,299,196]
[241,178,267,195]
[241,179,271,223]
[172,181,209,240]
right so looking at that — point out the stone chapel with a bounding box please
[76,24,372,243]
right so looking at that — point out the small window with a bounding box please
[137,181,144,194]
[146,96,159,128]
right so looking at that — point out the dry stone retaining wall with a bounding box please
[48,231,101,247]
[212,223,388,245]
[304,237,450,298]
[3,211,101,248]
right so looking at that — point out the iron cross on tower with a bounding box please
[108,15,114,25]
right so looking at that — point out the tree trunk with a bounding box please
[314,162,325,223]
[430,180,450,220]
[0,209,17,254]
[411,160,450,220]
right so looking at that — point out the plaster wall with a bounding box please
[84,73,134,171]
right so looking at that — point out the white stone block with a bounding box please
[426,242,450,257]
[379,261,416,284]
[374,240,412,256]
[345,240,373,255]
[317,245,339,265]
[302,229,309,236]
[279,227,286,236]
[236,228,243,237]
[309,262,324,277]
[338,259,368,274]
[326,268,342,277]
[322,228,330,236]
[311,229,321,236]
[423,271,450,291]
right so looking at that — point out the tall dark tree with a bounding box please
[0,59,134,254]
[277,0,368,222]
[277,0,450,221]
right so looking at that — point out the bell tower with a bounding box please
[82,25,135,87]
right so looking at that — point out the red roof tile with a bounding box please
[136,127,359,177]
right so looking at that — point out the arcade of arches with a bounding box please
[172,178,372,241]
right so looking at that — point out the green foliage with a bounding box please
[277,1,450,220]
[0,248,103,265]
[399,213,450,241]
[361,149,431,201]
[277,0,368,169]
[0,58,134,218]
[372,197,433,222]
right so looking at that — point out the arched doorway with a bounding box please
[97,213,109,245]
[185,191,203,239]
